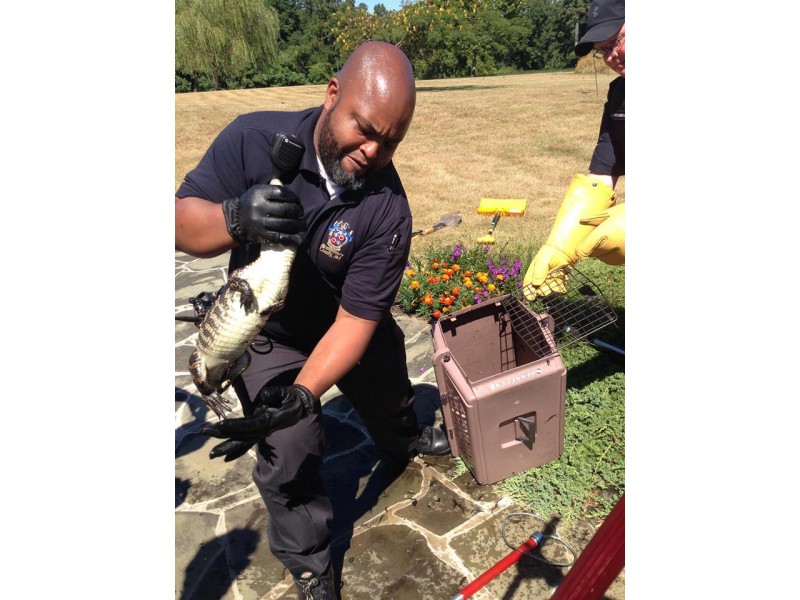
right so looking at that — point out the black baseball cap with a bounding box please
[575,0,625,57]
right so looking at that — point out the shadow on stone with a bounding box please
[326,453,414,593]
[487,515,567,600]
[175,477,191,508]
[320,392,435,594]
[175,387,212,459]
[178,528,260,600]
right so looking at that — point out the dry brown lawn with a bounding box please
[175,71,624,254]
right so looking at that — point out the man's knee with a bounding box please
[252,415,325,490]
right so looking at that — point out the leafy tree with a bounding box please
[551,0,591,66]
[175,0,280,90]
[396,0,526,79]
[514,0,591,70]
[264,0,343,85]
[333,3,404,60]
[512,0,552,70]
[175,0,596,91]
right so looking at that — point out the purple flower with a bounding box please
[450,244,464,261]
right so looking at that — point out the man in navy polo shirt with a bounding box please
[175,41,448,599]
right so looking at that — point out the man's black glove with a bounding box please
[202,384,320,462]
[222,184,306,247]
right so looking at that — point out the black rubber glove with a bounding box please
[222,184,306,247]
[202,384,320,461]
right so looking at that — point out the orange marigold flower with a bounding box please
[405,269,415,278]
[432,309,441,319]
[423,296,433,306]
[452,264,461,271]
[428,277,436,284]
[443,297,453,306]
[445,269,454,276]
[409,281,420,289]
[442,274,450,281]
[432,262,440,269]
[464,270,472,277]
[452,287,460,295]
[495,274,504,281]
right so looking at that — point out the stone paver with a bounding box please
[175,252,624,600]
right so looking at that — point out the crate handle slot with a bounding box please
[515,415,536,446]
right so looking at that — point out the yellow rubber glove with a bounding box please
[577,202,625,265]
[523,175,615,299]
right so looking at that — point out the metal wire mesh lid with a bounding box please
[504,265,618,350]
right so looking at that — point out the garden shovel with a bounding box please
[411,212,462,239]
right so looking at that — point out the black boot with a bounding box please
[294,564,338,599]
[417,425,450,456]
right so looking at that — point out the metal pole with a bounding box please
[451,532,544,600]
[593,338,625,355]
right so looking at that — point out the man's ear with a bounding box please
[323,77,339,110]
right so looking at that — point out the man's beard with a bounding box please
[318,108,367,192]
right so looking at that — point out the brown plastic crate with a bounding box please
[432,296,566,485]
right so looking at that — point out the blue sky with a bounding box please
[362,0,405,12]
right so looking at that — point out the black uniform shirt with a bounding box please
[589,76,625,177]
[176,107,413,352]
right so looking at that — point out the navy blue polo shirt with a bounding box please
[589,76,625,177]
[176,107,413,351]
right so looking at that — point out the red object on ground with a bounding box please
[452,533,544,600]
[550,494,625,600]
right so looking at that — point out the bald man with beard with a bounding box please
[176,41,449,598]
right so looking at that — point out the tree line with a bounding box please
[176,0,591,92]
